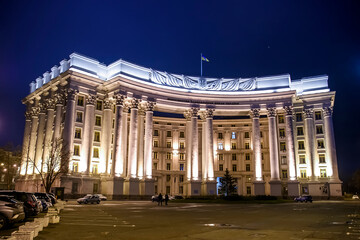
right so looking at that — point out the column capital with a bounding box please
[303,108,314,119]
[284,106,294,116]
[129,98,140,109]
[30,106,40,117]
[38,103,47,114]
[144,101,156,111]
[322,107,333,117]
[190,107,199,117]
[103,98,113,109]
[250,108,260,118]
[54,92,65,105]
[183,109,192,121]
[67,88,79,100]
[25,111,32,120]
[44,98,55,110]
[86,94,97,105]
[267,107,277,117]
[114,94,125,106]
[205,108,215,118]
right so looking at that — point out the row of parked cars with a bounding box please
[0,190,57,230]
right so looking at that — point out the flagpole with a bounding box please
[200,53,203,77]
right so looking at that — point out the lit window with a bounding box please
[153,152,158,159]
[92,164,98,174]
[244,132,250,138]
[278,129,285,138]
[76,112,83,122]
[180,164,184,171]
[94,132,100,142]
[180,132,185,138]
[96,101,102,111]
[73,145,80,156]
[166,142,172,148]
[153,140,159,147]
[218,132,223,139]
[153,162,157,170]
[167,131,172,137]
[278,115,285,124]
[319,154,326,163]
[179,142,185,149]
[317,140,325,149]
[232,164,237,172]
[316,125,323,134]
[75,128,81,139]
[299,155,306,164]
[231,132,236,139]
[297,127,304,136]
[179,153,185,160]
[232,154,237,161]
[246,164,250,172]
[320,169,327,178]
[72,162,78,172]
[95,116,101,126]
[282,170,288,179]
[219,164,223,171]
[280,142,286,151]
[245,143,250,149]
[296,113,303,122]
[218,154,224,161]
[77,96,84,106]
[298,141,305,150]
[166,163,171,171]
[166,152,172,160]
[218,143,223,150]
[231,143,236,150]
[154,130,159,136]
[300,169,307,178]
[245,153,250,160]
[315,111,322,120]
[93,148,99,158]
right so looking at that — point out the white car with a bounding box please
[352,195,359,200]
[87,194,107,201]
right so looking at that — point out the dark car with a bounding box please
[294,195,313,203]
[34,193,52,212]
[0,191,39,217]
[0,196,26,230]
[77,195,100,204]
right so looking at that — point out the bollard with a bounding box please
[11,230,34,240]
[20,223,40,237]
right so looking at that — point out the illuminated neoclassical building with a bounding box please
[16,53,342,198]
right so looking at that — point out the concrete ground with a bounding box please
[5,200,360,239]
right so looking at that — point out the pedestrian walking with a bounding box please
[165,194,169,205]
[158,193,163,206]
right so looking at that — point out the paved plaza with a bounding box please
[7,200,360,240]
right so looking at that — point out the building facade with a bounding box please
[16,53,342,198]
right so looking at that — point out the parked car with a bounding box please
[34,193,53,212]
[47,193,57,205]
[87,194,107,201]
[0,197,26,230]
[0,191,39,217]
[77,195,100,204]
[294,195,313,203]
[151,195,164,202]
[352,195,359,200]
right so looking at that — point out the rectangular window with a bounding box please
[245,142,250,149]
[300,169,307,178]
[179,142,185,149]
[244,132,250,138]
[232,164,237,172]
[153,162,157,170]
[245,153,250,160]
[74,145,80,156]
[77,96,84,106]
[179,175,184,183]
[280,142,286,151]
[153,152,158,159]
[299,155,306,164]
[219,164,223,171]
[247,186,251,195]
[154,130,159,136]
[218,143,223,150]
[282,170,288,179]
[111,134,114,144]
[166,186,170,194]
[218,132,223,139]
[315,111,322,120]
[153,140,159,147]
[246,164,250,172]
[279,128,285,138]
[218,154,224,161]
[297,127,304,136]
[260,131,263,138]
[319,154,326,164]
[166,163,171,171]
[316,125,323,134]
[261,153,264,160]
[167,131,172,137]
[179,153,185,160]
[317,140,325,149]
[180,131,185,138]
[166,141,172,148]
[278,115,285,124]
[298,141,305,150]
[94,132,100,142]
[92,164,98,174]
[166,175,171,182]
[112,119,115,128]
[320,169,327,178]
[179,186,183,194]
[180,164,184,171]
[232,154,237,161]
[296,113,303,122]
[95,116,102,126]
[231,142,236,150]
[93,148,99,158]
[76,112,83,122]
[72,162,78,172]
[166,152,172,160]
[231,132,236,139]
[281,155,287,165]
[75,128,81,139]
[96,101,102,111]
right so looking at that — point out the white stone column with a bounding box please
[53,92,65,141]
[62,89,78,172]
[127,99,140,179]
[200,113,207,181]
[303,108,316,180]
[284,106,299,197]
[20,111,32,175]
[27,106,40,175]
[41,99,55,173]
[34,104,46,174]
[144,102,155,179]
[137,108,145,179]
[101,98,113,174]
[267,107,281,196]
[250,108,265,195]
[323,107,339,180]
[121,106,129,177]
[184,110,192,181]
[81,94,96,174]
[112,94,124,177]
[205,109,215,181]
[190,108,199,180]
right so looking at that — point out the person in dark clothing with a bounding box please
[165,194,169,205]
[158,193,163,206]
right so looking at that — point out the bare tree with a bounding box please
[29,138,70,193]
[0,143,21,190]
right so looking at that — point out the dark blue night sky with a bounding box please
[0,1,359,180]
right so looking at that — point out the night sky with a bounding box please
[0,1,359,180]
